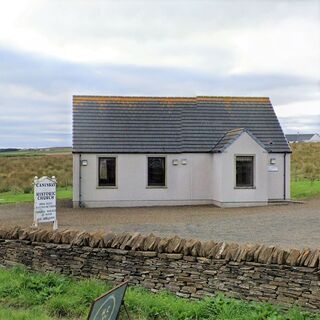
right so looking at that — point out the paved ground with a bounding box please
[0,199,319,249]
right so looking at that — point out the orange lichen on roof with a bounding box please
[73,96,196,105]
[197,96,270,103]
[73,95,271,106]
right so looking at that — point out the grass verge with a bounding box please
[291,180,320,199]
[1,179,320,205]
[0,267,318,320]
[0,187,72,205]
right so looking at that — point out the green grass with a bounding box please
[0,148,71,158]
[0,267,318,320]
[0,187,72,205]
[291,180,320,200]
[1,179,319,205]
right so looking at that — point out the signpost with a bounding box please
[33,176,58,230]
[87,281,130,320]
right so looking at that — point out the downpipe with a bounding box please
[283,153,286,200]
[79,153,82,208]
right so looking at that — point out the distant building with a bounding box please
[286,133,320,143]
[72,96,291,208]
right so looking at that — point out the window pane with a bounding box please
[100,159,108,180]
[99,158,116,186]
[236,156,253,187]
[148,157,165,186]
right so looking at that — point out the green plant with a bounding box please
[0,267,319,320]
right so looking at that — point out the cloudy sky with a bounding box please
[0,0,319,148]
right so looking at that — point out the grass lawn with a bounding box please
[291,180,320,199]
[0,267,318,320]
[0,187,72,205]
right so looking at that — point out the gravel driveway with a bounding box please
[0,199,319,249]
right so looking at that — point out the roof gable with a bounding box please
[212,128,266,153]
[73,96,291,153]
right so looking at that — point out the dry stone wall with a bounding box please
[0,226,319,311]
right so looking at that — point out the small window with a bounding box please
[148,157,166,187]
[236,156,254,187]
[98,157,116,187]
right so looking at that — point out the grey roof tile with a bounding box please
[73,96,291,153]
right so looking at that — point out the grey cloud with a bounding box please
[29,1,319,43]
[279,115,320,134]
[0,46,319,147]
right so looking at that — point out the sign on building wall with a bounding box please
[34,176,58,230]
[87,281,130,320]
[268,165,279,172]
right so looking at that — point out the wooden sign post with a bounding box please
[33,176,58,230]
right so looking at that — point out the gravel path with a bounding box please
[0,199,319,249]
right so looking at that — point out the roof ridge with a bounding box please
[226,127,245,133]
[73,95,270,100]
[73,95,271,106]
[73,95,196,99]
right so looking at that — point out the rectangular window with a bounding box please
[236,156,254,187]
[148,157,166,187]
[98,157,116,187]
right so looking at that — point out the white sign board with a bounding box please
[34,176,58,229]
[268,165,279,172]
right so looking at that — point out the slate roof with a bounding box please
[285,134,315,142]
[73,96,291,153]
[212,128,266,152]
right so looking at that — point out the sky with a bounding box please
[0,0,319,148]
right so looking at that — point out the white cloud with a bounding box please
[0,84,66,103]
[0,0,319,77]
[274,100,320,117]
[0,0,319,147]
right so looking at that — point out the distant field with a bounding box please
[290,142,320,181]
[0,153,72,194]
[290,143,320,199]
[0,147,71,158]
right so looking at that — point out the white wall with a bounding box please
[212,132,269,207]
[73,153,213,207]
[267,153,291,200]
[73,154,80,203]
[73,133,291,208]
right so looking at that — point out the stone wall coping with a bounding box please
[0,226,319,269]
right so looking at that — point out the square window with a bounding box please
[148,157,166,187]
[98,157,116,186]
[236,156,254,187]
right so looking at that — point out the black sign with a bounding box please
[87,281,129,320]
